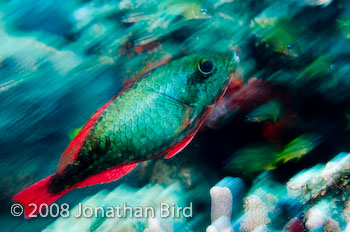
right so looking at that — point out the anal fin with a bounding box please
[76,163,138,188]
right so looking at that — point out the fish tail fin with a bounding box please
[12,174,70,219]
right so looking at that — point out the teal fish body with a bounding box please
[81,53,237,164]
[13,52,238,218]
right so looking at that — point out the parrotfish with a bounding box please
[13,52,238,218]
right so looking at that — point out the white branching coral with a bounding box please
[240,195,270,232]
[206,177,245,232]
[305,201,340,232]
[287,153,350,202]
[206,186,234,232]
[210,186,233,222]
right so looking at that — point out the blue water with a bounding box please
[1,0,350,231]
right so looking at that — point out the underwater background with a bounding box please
[0,0,350,231]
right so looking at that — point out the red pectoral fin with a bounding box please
[164,130,198,159]
[75,163,138,188]
[164,105,215,159]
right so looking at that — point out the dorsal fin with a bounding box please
[56,96,117,172]
[56,70,155,172]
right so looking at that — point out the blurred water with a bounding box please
[1,0,350,231]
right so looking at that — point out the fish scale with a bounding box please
[57,88,192,190]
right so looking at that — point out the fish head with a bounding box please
[164,51,239,110]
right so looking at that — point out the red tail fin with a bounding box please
[12,174,70,219]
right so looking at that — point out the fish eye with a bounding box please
[198,59,215,75]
